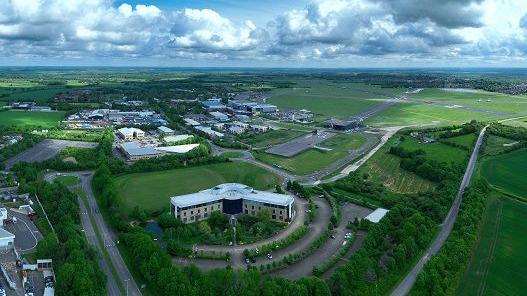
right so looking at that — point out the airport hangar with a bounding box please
[170,183,295,224]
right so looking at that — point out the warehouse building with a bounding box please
[119,142,160,160]
[157,126,174,135]
[249,104,278,113]
[170,183,295,224]
[117,127,145,141]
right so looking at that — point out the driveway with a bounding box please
[271,203,372,280]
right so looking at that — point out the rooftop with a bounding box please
[118,127,144,136]
[163,134,193,143]
[120,142,159,156]
[170,183,294,208]
[155,144,199,154]
[158,126,174,133]
[0,227,14,239]
[365,208,389,223]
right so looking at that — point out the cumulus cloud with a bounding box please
[169,8,266,53]
[0,0,523,65]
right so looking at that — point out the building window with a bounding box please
[204,208,207,212]
[204,213,208,217]
[251,211,255,215]
[272,209,275,213]
[280,216,283,220]
[272,215,276,219]
[251,205,254,209]
[191,210,194,215]
[198,209,200,213]
[183,218,187,222]
[245,210,248,214]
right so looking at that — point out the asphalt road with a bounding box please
[4,209,42,254]
[5,139,97,169]
[390,125,488,296]
[272,203,372,280]
[45,171,142,296]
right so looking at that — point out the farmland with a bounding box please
[0,110,65,128]
[480,148,527,198]
[114,162,280,213]
[268,82,404,120]
[457,194,527,296]
[398,136,469,165]
[358,137,436,193]
[483,135,517,156]
[253,133,366,175]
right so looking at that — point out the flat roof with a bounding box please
[155,144,199,154]
[118,127,144,136]
[170,183,294,208]
[158,126,174,133]
[163,135,193,143]
[120,142,159,156]
[0,227,14,239]
[365,208,389,223]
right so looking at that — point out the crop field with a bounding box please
[0,86,69,103]
[115,162,280,213]
[254,133,366,175]
[502,118,527,128]
[398,136,469,165]
[239,129,304,148]
[0,110,65,128]
[480,149,527,198]
[268,82,404,120]
[366,88,527,127]
[457,194,527,296]
[358,138,436,193]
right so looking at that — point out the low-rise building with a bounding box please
[117,127,145,141]
[155,144,200,154]
[183,118,200,126]
[249,104,278,113]
[119,142,160,160]
[209,111,229,122]
[364,208,389,223]
[162,134,193,144]
[202,99,226,110]
[157,126,174,135]
[195,126,224,138]
[170,183,295,224]
[250,124,270,133]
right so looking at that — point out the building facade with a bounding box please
[170,183,295,224]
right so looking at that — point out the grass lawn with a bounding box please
[268,83,404,120]
[480,149,527,198]
[0,110,65,128]
[220,151,244,158]
[55,176,80,186]
[398,136,469,165]
[483,135,518,156]
[366,88,527,127]
[115,162,280,213]
[358,138,436,193]
[254,133,366,175]
[239,129,305,148]
[457,194,527,296]
[444,133,477,148]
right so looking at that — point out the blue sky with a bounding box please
[0,0,526,67]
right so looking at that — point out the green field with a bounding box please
[457,194,527,296]
[239,129,304,148]
[0,110,65,128]
[483,135,517,156]
[444,133,477,148]
[115,162,280,213]
[366,88,527,127]
[268,82,404,120]
[358,138,436,193]
[398,136,469,165]
[55,176,80,186]
[480,149,527,198]
[254,133,366,175]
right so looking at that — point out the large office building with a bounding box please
[170,183,295,224]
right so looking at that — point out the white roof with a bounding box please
[365,208,389,223]
[118,127,144,137]
[171,183,294,208]
[184,118,200,126]
[158,126,174,133]
[163,135,193,143]
[195,126,224,137]
[0,227,14,240]
[155,144,199,154]
[120,142,159,156]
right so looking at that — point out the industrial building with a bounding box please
[117,127,145,141]
[162,134,193,144]
[170,183,295,224]
[249,104,278,113]
[326,118,363,130]
[119,142,160,160]
[157,126,174,135]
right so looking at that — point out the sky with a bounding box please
[0,0,527,67]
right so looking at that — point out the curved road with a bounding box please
[46,172,142,296]
[390,125,488,296]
